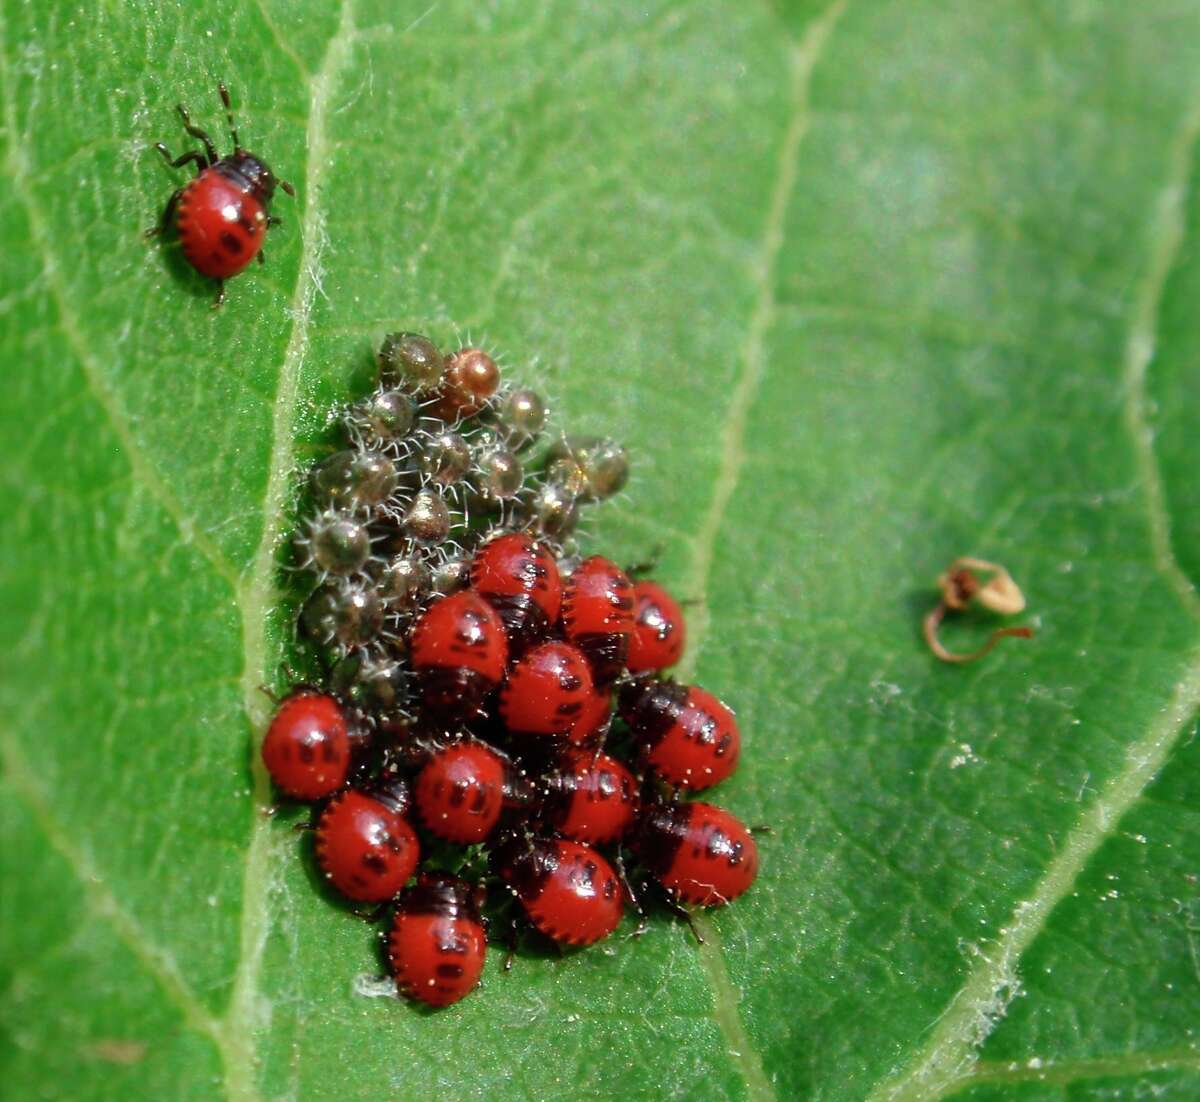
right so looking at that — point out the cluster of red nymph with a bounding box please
[261,333,759,1008]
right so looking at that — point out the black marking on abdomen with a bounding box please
[575,632,629,688]
[362,852,390,875]
[419,667,493,718]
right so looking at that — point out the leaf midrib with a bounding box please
[220,4,358,1099]
[215,4,854,1099]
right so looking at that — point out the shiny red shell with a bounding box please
[414,741,507,843]
[621,680,741,791]
[176,168,267,279]
[471,532,561,617]
[260,690,350,800]
[314,789,420,902]
[410,591,509,719]
[638,801,758,906]
[500,641,594,738]
[497,838,624,946]
[388,875,486,1008]
[410,591,508,680]
[561,556,635,685]
[626,580,687,673]
[470,533,562,649]
[647,686,740,791]
[540,748,638,844]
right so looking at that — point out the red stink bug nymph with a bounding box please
[261,689,351,800]
[470,532,562,653]
[493,836,625,947]
[414,739,527,844]
[499,641,594,742]
[536,747,638,844]
[409,591,509,720]
[618,678,741,792]
[561,556,635,687]
[388,873,487,1008]
[148,84,293,307]
[314,780,420,903]
[634,799,758,906]
[627,580,687,673]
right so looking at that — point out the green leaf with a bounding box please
[3,1,1200,1099]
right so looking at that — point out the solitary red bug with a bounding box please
[493,836,625,946]
[149,84,293,306]
[618,678,741,791]
[634,800,758,906]
[414,739,526,844]
[560,556,635,686]
[626,580,687,673]
[261,689,351,800]
[314,782,420,903]
[499,641,594,741]
[470,533,562,653]
[537,747,638,845]
[388,873,487,1008]
[409,591,509,721]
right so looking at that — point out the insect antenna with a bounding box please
[218,83,241,151]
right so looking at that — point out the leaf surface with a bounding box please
[2,2,1200,1100]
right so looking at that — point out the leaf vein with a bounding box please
[250,0,312,79]
[674,3,848,1100]
[1122,97,1200,619]
[0,17,242,595]
[0,728,224,1047]
[867,656,1200,1102]
[865,91,1200,1102]
[945,1046,1200,1094]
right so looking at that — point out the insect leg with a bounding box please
[154,143,207,175]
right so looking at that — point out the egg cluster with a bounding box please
[262,333,759,1008]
